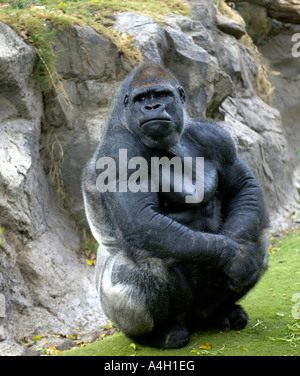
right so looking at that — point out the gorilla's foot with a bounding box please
[213,304,248,332]
[133,320,189,349]
[163,328,189,349]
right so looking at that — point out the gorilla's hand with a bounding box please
[223,241,260,293]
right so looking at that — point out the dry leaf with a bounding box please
[199,342,212,350]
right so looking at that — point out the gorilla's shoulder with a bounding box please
[95,129,151,161]
[186,119,237,165]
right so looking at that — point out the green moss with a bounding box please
[58,229,300,356]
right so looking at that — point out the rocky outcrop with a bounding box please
[0,0,299,355]
[232,0,300,24]
[43,25,132,222]
[0,22,106,355]
[231,0,300,201]
[44,2,298,230]
[268,0,300,24]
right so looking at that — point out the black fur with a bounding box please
[82,62,269,348]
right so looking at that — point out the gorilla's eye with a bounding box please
[157,91,172,99]
[134,94,148,103]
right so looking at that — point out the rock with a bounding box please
[0,23,42,121]
[44,25,132,222]
[0,22,107,355]
[231,1,269,43]
[162,14,216,54]
[258,20,300,188]
[54,25,126,81]
[214,33,258,97]
[219,97,274,191]
[268,0,300,24]
[216,14,246,39]
[187,0,217,29]
[113,12,232,117]
[163,26,219,117]
[219,96,297,231]
[237,96,297,217]
[113,12,167,63]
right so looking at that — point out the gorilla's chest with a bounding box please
[151,142,220,233]
[156,155,220,232]
[154,151,219,210]
[148,138,220,232]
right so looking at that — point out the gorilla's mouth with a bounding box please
[140,118,172,127]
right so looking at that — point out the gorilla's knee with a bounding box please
[98,252,172,337]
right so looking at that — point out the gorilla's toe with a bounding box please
[228,305,248,330]
[213,304,248,331]
[164,329,189,349]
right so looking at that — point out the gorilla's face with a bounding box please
[124,83,186,149]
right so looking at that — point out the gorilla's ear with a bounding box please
[124,93,129,106]
[177,86,186,104]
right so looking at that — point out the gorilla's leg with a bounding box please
[210,302,249,331]
[134,316,189,349]
[183,266,250,332]
[185,232,269,332]
[96,248,193,348]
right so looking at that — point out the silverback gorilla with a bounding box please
[82,62,269,348]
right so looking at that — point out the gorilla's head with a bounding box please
[122,62,187,150]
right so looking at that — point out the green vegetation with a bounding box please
[56,229,300,356]
[0,228,3,246]
[0,0,188,92]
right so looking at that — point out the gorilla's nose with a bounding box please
[142,103,164,114]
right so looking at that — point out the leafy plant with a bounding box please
[296,148,300,158]
[270,320,300,347]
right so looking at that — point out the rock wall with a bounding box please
[0,0,299,354]
[232,0,300,216]
[0,22,106,355]
[43,0,299,230]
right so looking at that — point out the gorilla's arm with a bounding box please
[83,136,239,267]
[217,156,269,292]
[218,156,269,241]
[105,188,238,265]
[187,120,268,241]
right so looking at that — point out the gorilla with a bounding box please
[82,62,269,349]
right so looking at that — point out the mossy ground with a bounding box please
[58,229,300,356]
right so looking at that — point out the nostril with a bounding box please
[144,104,162,111]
